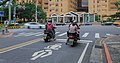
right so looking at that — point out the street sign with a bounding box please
[0,11,4,16]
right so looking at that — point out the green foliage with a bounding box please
[106,18,114,22]
[95,15,100,21]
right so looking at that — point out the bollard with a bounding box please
[5,26,9,33]
[2,29,5,35]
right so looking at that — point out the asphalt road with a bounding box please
[0,25,120,63]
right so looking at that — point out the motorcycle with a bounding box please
[66,33,78,47]
[44,27,56,42]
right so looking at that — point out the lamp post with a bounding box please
[35,0,38,23]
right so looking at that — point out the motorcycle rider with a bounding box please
[45,20,55,39]
[67,20,80,40]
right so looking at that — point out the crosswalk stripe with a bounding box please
[35,32,60,36]
[82,33,89,37]
[57,32,67,36]
[106,34,110,36]
[24,32,42,36]
[95,33,100,38]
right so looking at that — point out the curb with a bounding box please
[100,37,112,63]
[8,26,20,29]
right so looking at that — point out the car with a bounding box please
[113,21,120,26]
[11,22,19,25]
[84,22,92,25]
[24,22,45,29]
[101,22,113,25]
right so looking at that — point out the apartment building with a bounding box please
[88,0,117,16]
[42,0,78,18]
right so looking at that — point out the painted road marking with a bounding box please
[0,38,43,54]
[25,32,42,36]
[41,39,93,43]
[31,50,52,60]
[95,33,100,38]
[82,33,89,37]
[31,43,62,60]
[106,34,110,36]
[77,43,89,63]
[57,32,67,36]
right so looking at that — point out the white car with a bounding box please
[24,22,45,29]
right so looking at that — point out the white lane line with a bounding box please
[95,33,100,38]
[106,34,110,36]
[25,32,42,36]
[55,32,60,34]
[82,33,89,37]
[77,43,89,63]
[35,33,44,36]
[57,32,67,36]
[54,39,93,43]
[35,32,60,36]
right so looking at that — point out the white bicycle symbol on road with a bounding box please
[31,43,62,60]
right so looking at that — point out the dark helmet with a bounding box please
[48,19,52,22]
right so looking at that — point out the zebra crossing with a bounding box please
[13,32,111,38]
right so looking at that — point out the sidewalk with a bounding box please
[0,29,14,38]
[90,34,120,63]
[105,35,120,63]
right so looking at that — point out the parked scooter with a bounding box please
[66,33,78,47]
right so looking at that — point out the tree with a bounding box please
[111,0,120,19]
[16,2,46,22]
[114,0,120,11]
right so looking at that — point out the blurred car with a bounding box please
[101,22,113,25]
[24,22,45,29]
[11,22,19,25]
[84,22,92,25]
[113,21,120,26]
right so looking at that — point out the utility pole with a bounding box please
[35,0,38,23]
[9,0,13,23]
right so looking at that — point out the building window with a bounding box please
[56,9,58,11]
[50,10,52,12]
[61,9,62,12]
[56,4,58,6]
[61,4,62,6]
[50,0,52,1]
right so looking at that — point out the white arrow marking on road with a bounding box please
[58,32,67,36]
[77,43,89,63]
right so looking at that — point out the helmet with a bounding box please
[48,20,52,22]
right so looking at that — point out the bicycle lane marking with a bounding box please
[30,43,62,60]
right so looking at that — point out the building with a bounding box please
[41,0,78,18]
[88,0,117,20]
[77,0,88,12]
